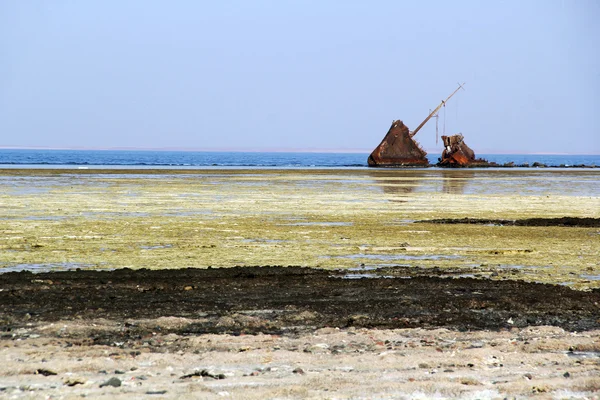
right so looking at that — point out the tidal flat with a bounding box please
[1,168,598,289]
[2,168,600,399]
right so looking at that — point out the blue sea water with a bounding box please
[0,149,598,168]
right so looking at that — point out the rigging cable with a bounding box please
[443,101,446,137]
[434,109,439,145]
[436,114,438,145]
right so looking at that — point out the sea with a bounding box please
[0,149,598,169]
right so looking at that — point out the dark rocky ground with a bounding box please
[420,217,600,227]
[1,266,599,344]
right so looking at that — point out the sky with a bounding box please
[1,1,599,154]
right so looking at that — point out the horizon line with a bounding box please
[0,146,598,156]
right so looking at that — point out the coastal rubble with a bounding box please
[1,267,599,398]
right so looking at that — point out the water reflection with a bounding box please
[366,169,478,198]
[365,168,600,197]
[441,169,474,194]
[379,179,421,196]
[366,170,428,201]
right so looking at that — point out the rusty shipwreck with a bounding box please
[368,84,464,167]
[437,134,494,167]
[368,83,492,168]
[367,119,429,167]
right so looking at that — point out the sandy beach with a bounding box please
[1,168,599,399]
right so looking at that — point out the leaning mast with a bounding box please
[410,83,465,138]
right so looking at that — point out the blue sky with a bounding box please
[1,1,598,154]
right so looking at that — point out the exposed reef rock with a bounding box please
[367,120,429,167]
[419,216,600,228]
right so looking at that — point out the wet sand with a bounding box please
[1,168,599,398]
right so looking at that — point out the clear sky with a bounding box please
[1,1,599,154]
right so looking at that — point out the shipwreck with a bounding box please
[368,83,492,168]
[367,119,429,167]
[437,134,494,167]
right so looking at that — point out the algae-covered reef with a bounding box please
[0,168,598,289]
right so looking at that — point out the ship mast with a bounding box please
[410,83,465,138]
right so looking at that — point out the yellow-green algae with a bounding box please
[0,168,598,289]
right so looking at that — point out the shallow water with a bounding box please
[284,222,353,227]
[1,169,599,196]
[329,254,462,261]
[0,168,598,288]
[0,263,97,273]
[580,274,600,281]
[140,244,173,250]
[338,273,395,279]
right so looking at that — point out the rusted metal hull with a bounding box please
[368,120,429,167]
[438,134,493,167]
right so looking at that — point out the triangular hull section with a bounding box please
[368,120,429,167]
